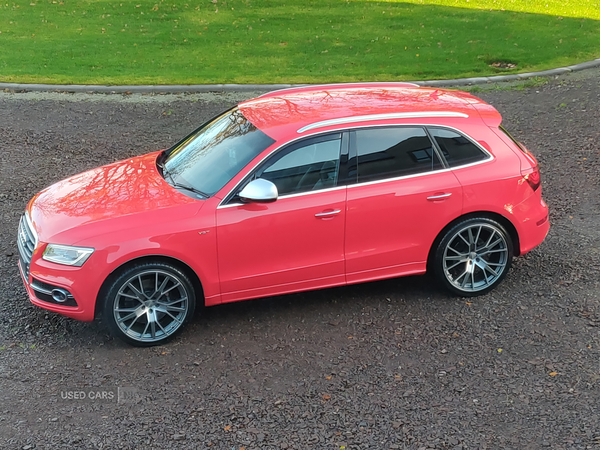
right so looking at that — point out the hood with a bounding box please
[29,152,201,244]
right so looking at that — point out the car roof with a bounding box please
[238,83,502,141]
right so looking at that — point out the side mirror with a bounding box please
[238,178,278,203]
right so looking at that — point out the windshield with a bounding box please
[163,108,275,196]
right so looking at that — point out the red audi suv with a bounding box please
[17,83,549,345]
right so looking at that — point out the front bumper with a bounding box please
[18,257,97,322]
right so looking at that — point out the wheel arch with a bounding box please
[427,211,520,273]
[94,255,205,318]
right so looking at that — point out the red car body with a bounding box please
[17,83,549,344]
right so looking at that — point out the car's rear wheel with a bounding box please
[103,261,196,346]
[433,217,513,296]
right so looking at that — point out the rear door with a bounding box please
[345,126,463,283]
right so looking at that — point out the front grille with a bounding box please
[17,214,37,279]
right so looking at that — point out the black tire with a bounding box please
[433,217,514,297]
[103,261,196,346]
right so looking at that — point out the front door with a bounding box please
[216,133,347,302]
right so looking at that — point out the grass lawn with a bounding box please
[0,0,599,85]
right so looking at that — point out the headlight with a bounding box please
[42,244,95,267]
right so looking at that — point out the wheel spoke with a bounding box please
[161,282,181,297]
[155,303,185,313]
[478,259,499,277]
[484,265,497,280]
[460,272,469,288]
[484,230,497,249]
[473,226,482,250]
[163,310,182,322]
[486,261,505,267]
[150,318,157,339]
[444,247,469,259]
[479,245,506,256]
[480,266,491,285]
[137,275,146,295]
[155,276,171,297]
[446,259,467,271]
[118,291,142,301]
[127,282,146,299]
[141,319,150,337]
[155,318,168,335]
[445,254,469,261]
[458,232,470,247]
[116,307,138,312]
[485,237,504,250]
[117,306,145,324]
[125,313,144,332]
[157,296,187,307]
[165,305,186,313]
[467,227,475,247]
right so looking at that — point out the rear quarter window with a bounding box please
[429,127,490,167]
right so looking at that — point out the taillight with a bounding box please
[522,166,541,191]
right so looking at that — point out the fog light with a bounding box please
[51,288,70,303]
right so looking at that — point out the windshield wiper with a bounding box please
[172,182,209,199]
[160,163,209,199]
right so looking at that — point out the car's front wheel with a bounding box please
[433,217,513,296]
[103,261,196,346]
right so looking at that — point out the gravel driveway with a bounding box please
[0,71,599,450]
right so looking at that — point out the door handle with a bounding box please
[427,193,452,200]
[315,209,341,218]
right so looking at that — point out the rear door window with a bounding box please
[352,127,443,183]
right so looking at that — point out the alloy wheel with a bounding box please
[112,269,190,343]
[442,223,509,293]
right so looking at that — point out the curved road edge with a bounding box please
[1,58,599,94]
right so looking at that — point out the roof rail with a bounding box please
[297,111,469,133]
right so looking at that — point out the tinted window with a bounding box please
[354,127,442,183]
[429,128,488,167]
[260,138,341,196]
[164,108,275,196]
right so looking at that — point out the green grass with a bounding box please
[0,0,599,84]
